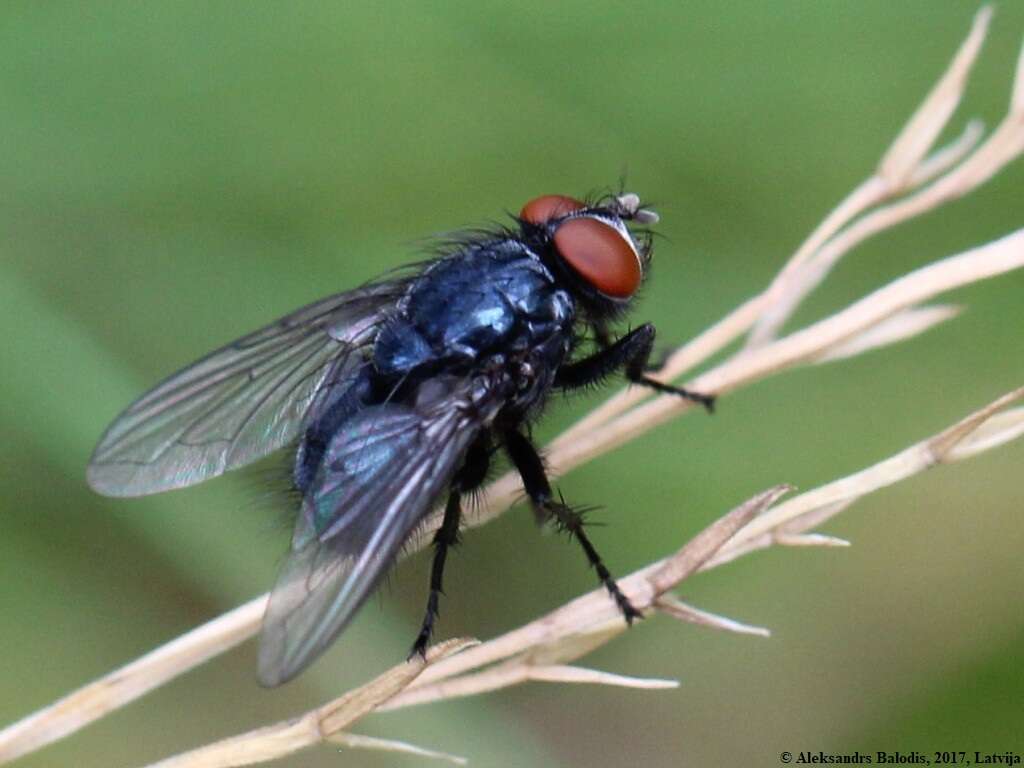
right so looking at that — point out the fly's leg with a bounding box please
[555,323,715,412]
[410,434,492,658]
[410,490,461,658]
[592,319,614,349]
[502,429,642,624]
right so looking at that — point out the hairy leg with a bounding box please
[410,433,492,657]
[555,323,715,411]
[502,428,641,623]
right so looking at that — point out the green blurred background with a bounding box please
[2,2,1023,766]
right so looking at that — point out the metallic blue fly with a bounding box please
[88,192,715,685]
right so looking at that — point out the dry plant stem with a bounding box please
[654,594,771,638]
[751,11,1024,346]
[546,228,1024,475]
[379,485,789,710]
[136,386,1024,768]
[562,65,993,441]
[812,305,962,363]
[15,387,1024,768]
[131,489,780,768]
[3,11,1023,764]
[0,596,266,764]
[765,110,1024,344]
[328,733,467,766]
[141,639,474,768]
[877,6,992,186]
[387,387,1024,714]
[746,5,997,347]
[704,387,1024,570]
[542,26,997,445]
[907,119,985,187]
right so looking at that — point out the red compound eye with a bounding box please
[519,194,585,225]
[553,217,641,299]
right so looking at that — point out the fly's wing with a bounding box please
[87,279,412,497]
[258,376,497,686]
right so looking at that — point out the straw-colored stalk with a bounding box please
[2,7,1023,767]
[62,385,1024,768]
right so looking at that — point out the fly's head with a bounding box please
[518,192,657,320]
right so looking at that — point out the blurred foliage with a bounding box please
[1,2,1022,767]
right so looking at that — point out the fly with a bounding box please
[87,191,716,686]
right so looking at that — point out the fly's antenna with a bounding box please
[615,192,659,225]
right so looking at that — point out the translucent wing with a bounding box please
[87,279,412,497]
[258,375,499,686]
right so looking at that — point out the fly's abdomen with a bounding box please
[294,366,376,493]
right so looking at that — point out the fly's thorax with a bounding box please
[372,318,433,378]
[372,239,576,380]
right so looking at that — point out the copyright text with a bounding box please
[778,752,1021,765]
